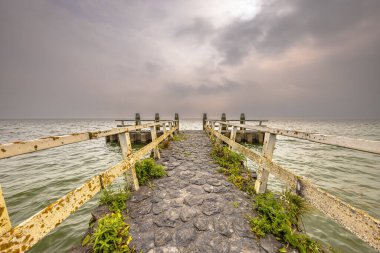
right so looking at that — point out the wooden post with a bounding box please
[221,113,227,131]
[254,132,276,193]
[174,113,179,134]
[229,126,238,149]
[202,113,207,130]
[118,132,139,191]
[240,113,245,130]
[211,121,215,131]
[217,122,222,144]
[162,122,167,137]
[150,126,160,159]
[168,122,174,138]
[0,184,12,235]
[155,113,160,131]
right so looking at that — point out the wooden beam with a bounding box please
[0,121,172,159]
[214,121,380,155]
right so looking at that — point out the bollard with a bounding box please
[240,113,245,130]
[155,113,160,131]
[174,113,179,133]
[221,113,227,131]
[202,113,207,130]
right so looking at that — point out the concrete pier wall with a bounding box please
[106,130,264,145]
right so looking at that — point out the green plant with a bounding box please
[135,158,166,185]
[91,212,134,253]
[249,191,327,253]
[158,139,170,149]
[171,133,188,141]
[233,201,239,208]
[210,143,256,195]
[99,188,130,213]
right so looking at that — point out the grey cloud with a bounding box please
[169,79,241,97]
[175,18,214,43]
[213,0,380,65]
[0,0,379,119]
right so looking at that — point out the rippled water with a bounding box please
[0,119,379,253]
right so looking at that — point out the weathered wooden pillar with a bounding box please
[217,122,222,144]
[240,113,245,130]
[0,184,11,235]
[202,113,207,130]
[229,126,238,149]
[174,113,179,134]
[211,121,215,131]
[254,132,276,193]
[150,126,161,159]
[118,132,139,191]
[168,122,174,138]
[162,122,167,137]
[155,113,160,131]
[221,113,227,131]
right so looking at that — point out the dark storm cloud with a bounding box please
[214,0,380,65]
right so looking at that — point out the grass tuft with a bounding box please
[210,142,256,195]
[171,133,188,141]
[250,191,329,253]
[158,139,170,149]
[135,158,166,185]
[91,212,135,253]
[99,188,130,213]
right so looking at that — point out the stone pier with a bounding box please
[76,131,292,253]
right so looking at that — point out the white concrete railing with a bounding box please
[205,120,380,251]
[0,120,178,252]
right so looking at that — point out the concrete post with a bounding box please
[240,113,245,130]
[174,113,179,134]
[155,113,160,131]
[135,113,141,132]
[221,113,227,131]
[254,132,276,193]
[202,113,207,130]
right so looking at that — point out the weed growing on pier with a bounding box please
[135,158,166,185]
[211,143,256,195]
[99,188,130,213]
[159,139,170,149]
[91,212,134,253]
[171,133,188,141]
[249,191,328,253]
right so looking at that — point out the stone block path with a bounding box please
[126,131,288,253]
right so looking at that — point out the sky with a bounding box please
[0,0,379,119]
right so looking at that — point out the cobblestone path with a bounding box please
[126,131,286,253]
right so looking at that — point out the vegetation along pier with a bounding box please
[0,113,380,252]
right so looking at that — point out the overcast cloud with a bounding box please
[0,0,379,119]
